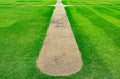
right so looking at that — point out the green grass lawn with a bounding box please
[62,0,120,5]
[65,5,120,79]
[0,0,120,79]
[0,5,55,79]
[0,0,56,5]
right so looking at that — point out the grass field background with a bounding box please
[0,0,120,79]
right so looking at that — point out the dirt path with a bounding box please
[36,0,83,76]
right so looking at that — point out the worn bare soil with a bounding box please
[36,0,83,76]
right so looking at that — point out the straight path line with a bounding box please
[36,0,83,76]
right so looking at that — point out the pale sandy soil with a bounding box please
[36,0,83,76]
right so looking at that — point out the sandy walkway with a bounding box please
[36,0,83,76]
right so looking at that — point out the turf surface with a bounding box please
[65,5,120,79]
[0,0,120,79]
[0,5,55,79]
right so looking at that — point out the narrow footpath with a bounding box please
[37,0,83,76]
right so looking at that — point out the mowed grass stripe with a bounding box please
[0,6,54,79]
[74,6,120,78]
[66,6,120,79]
[66,7,113,79]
